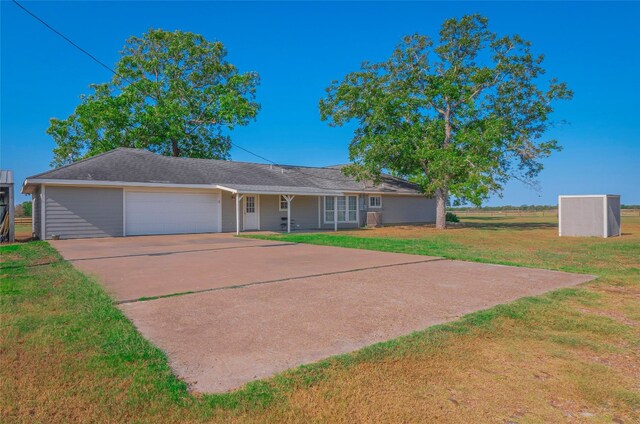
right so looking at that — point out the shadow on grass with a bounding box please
[461,216,557,231]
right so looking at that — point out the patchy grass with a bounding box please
[2,216,639,422]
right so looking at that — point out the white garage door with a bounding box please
[125,190,220,236]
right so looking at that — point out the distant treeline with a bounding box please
[450,204,640,211]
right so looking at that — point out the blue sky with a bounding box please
[2,1,639,205]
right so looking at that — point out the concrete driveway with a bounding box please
[52,234,595,393]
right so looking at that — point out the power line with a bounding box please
[11,0,355,184]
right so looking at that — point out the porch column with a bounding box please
[235,194,244,235]
[333,196,338,232]
[283,195,295,233]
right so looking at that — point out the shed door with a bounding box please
[125,190,220,236]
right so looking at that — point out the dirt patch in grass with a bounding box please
[2,217,639,422]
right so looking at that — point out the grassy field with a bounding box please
[1,216,639,422]
[14,224,32,241]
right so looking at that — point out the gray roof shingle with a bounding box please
[25,148,422,195]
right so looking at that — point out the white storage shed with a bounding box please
[558,195,621,238]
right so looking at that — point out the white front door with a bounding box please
[243,195,259,230]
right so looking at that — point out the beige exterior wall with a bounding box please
[221,190,239,232]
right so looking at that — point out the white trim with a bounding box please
[24,178,223,191]
[23,178,431,197]
[217,194,223,234]
[217,184,238,194]
[282,195,295,233]
[356,194,360,226]
[368,195,382,208]
[31,198,35,236]
[242,194,260,231]
[235,194,244,235]
[558,194,613,198]
[41,185,46,240]
[317,197,321,228]
[558,195,562,237]
[334,196,338,232]
[323,195,358,224]
[603,195,608,238]
[122,188,127,237]
[279,195,289,212]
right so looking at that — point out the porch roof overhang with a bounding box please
[216,184,346,197]
[22,178,423,197]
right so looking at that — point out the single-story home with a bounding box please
[22,148,436,239]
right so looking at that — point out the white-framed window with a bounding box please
[369,195,382,208]
[324,196,358,223]
[324,196,334,222]
[245,196,255,213]
[279,195,288,211]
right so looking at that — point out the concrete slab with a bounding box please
[52,234,440,301]
[121,260,593,393]
[53,234,595,394]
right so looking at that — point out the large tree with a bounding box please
[320,15,572,229]
[48,29,260,166]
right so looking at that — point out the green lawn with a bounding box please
[1,216,639,422]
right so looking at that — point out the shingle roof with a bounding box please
[24,148,422,195]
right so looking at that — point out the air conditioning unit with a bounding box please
[367,211,382,228]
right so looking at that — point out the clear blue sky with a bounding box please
[2,1,639,205]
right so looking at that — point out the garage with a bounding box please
[125,190,220,236]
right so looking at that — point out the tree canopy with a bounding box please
[48,29,260,166]
[320,15,572,228]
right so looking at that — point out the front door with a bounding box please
[243,195,259,230]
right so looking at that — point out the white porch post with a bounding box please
[356,195,360,228]
[333,196,338,232]
[283,195,295,233]
[235,194,244,235]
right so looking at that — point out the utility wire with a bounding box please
[12,0,357,185]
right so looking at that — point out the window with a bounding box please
[324,196,358,223]
[348,196,357,221]
[324,196,334,222]
[245,196,255,213]
[369,195,382,208]
[279,195,288,211]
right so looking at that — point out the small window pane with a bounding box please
[325,211,334,222]
[246,197,255,213]
[325,196,334,211]
[325,196,335,222]
[280,195,288,211]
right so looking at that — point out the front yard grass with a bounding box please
[1,216,639,422]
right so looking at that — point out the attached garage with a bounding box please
[35,185,221,240]
[125,190,220,236]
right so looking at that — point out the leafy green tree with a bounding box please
[48,29,260,166]
[320,15,572,229]
[16,201,32,217]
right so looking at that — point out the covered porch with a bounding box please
[217,185,362,234]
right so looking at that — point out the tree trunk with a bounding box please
[171,140,180,157]
[435,187,447,230]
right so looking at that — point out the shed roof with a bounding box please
[0,170,14,186]
[23,148,423,196]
